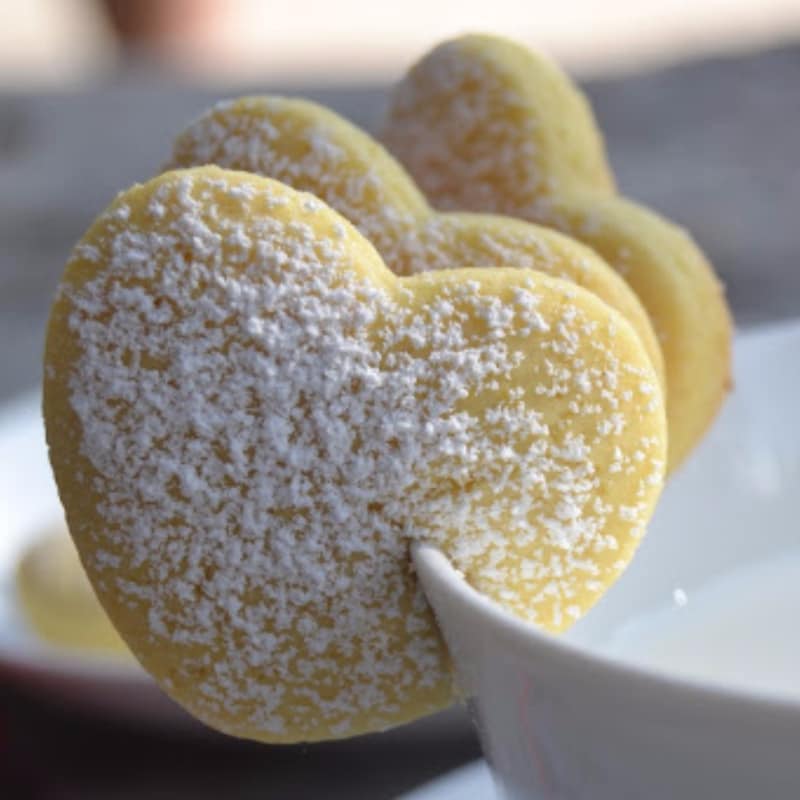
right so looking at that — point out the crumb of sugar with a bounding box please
[57,169,663,740]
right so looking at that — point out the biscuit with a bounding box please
[168,95,664,390]
[45,167,665,742]
[383,34,732,469]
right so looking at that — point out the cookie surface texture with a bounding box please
[44,167,665,743]
[382,34,732,469]
[168,95,664,391]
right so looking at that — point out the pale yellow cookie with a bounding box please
[45,167,665,743]
[167,96,664,391]
[383,33,733,470]
[16,529,129,657]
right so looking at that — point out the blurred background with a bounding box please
[4,0,800,86]
[0,1,798,798]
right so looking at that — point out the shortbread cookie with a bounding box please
[383,34,732,469]
[168,95,664,389]
[44,167,665,742]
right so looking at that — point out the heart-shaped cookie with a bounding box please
[167,96,664,393]
[382,34,732,469]
[45,166,665,742]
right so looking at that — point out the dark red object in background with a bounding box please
[100,0,230,48]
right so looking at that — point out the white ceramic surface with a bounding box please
[399,761,494,800]
[415,320,800,800]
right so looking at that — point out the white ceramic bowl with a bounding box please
[415,319,800,799]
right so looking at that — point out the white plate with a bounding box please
[0,392,189,725]
[398,761,494,799]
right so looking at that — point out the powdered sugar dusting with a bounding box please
[167,95,663,383]
[169,97,424,267]
[382,38,552,221]
[49,167,664,742]
[381,34,733,473]
[169,97,593,285]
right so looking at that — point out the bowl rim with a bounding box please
[413,542,800,727]
[414,316,800,727]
